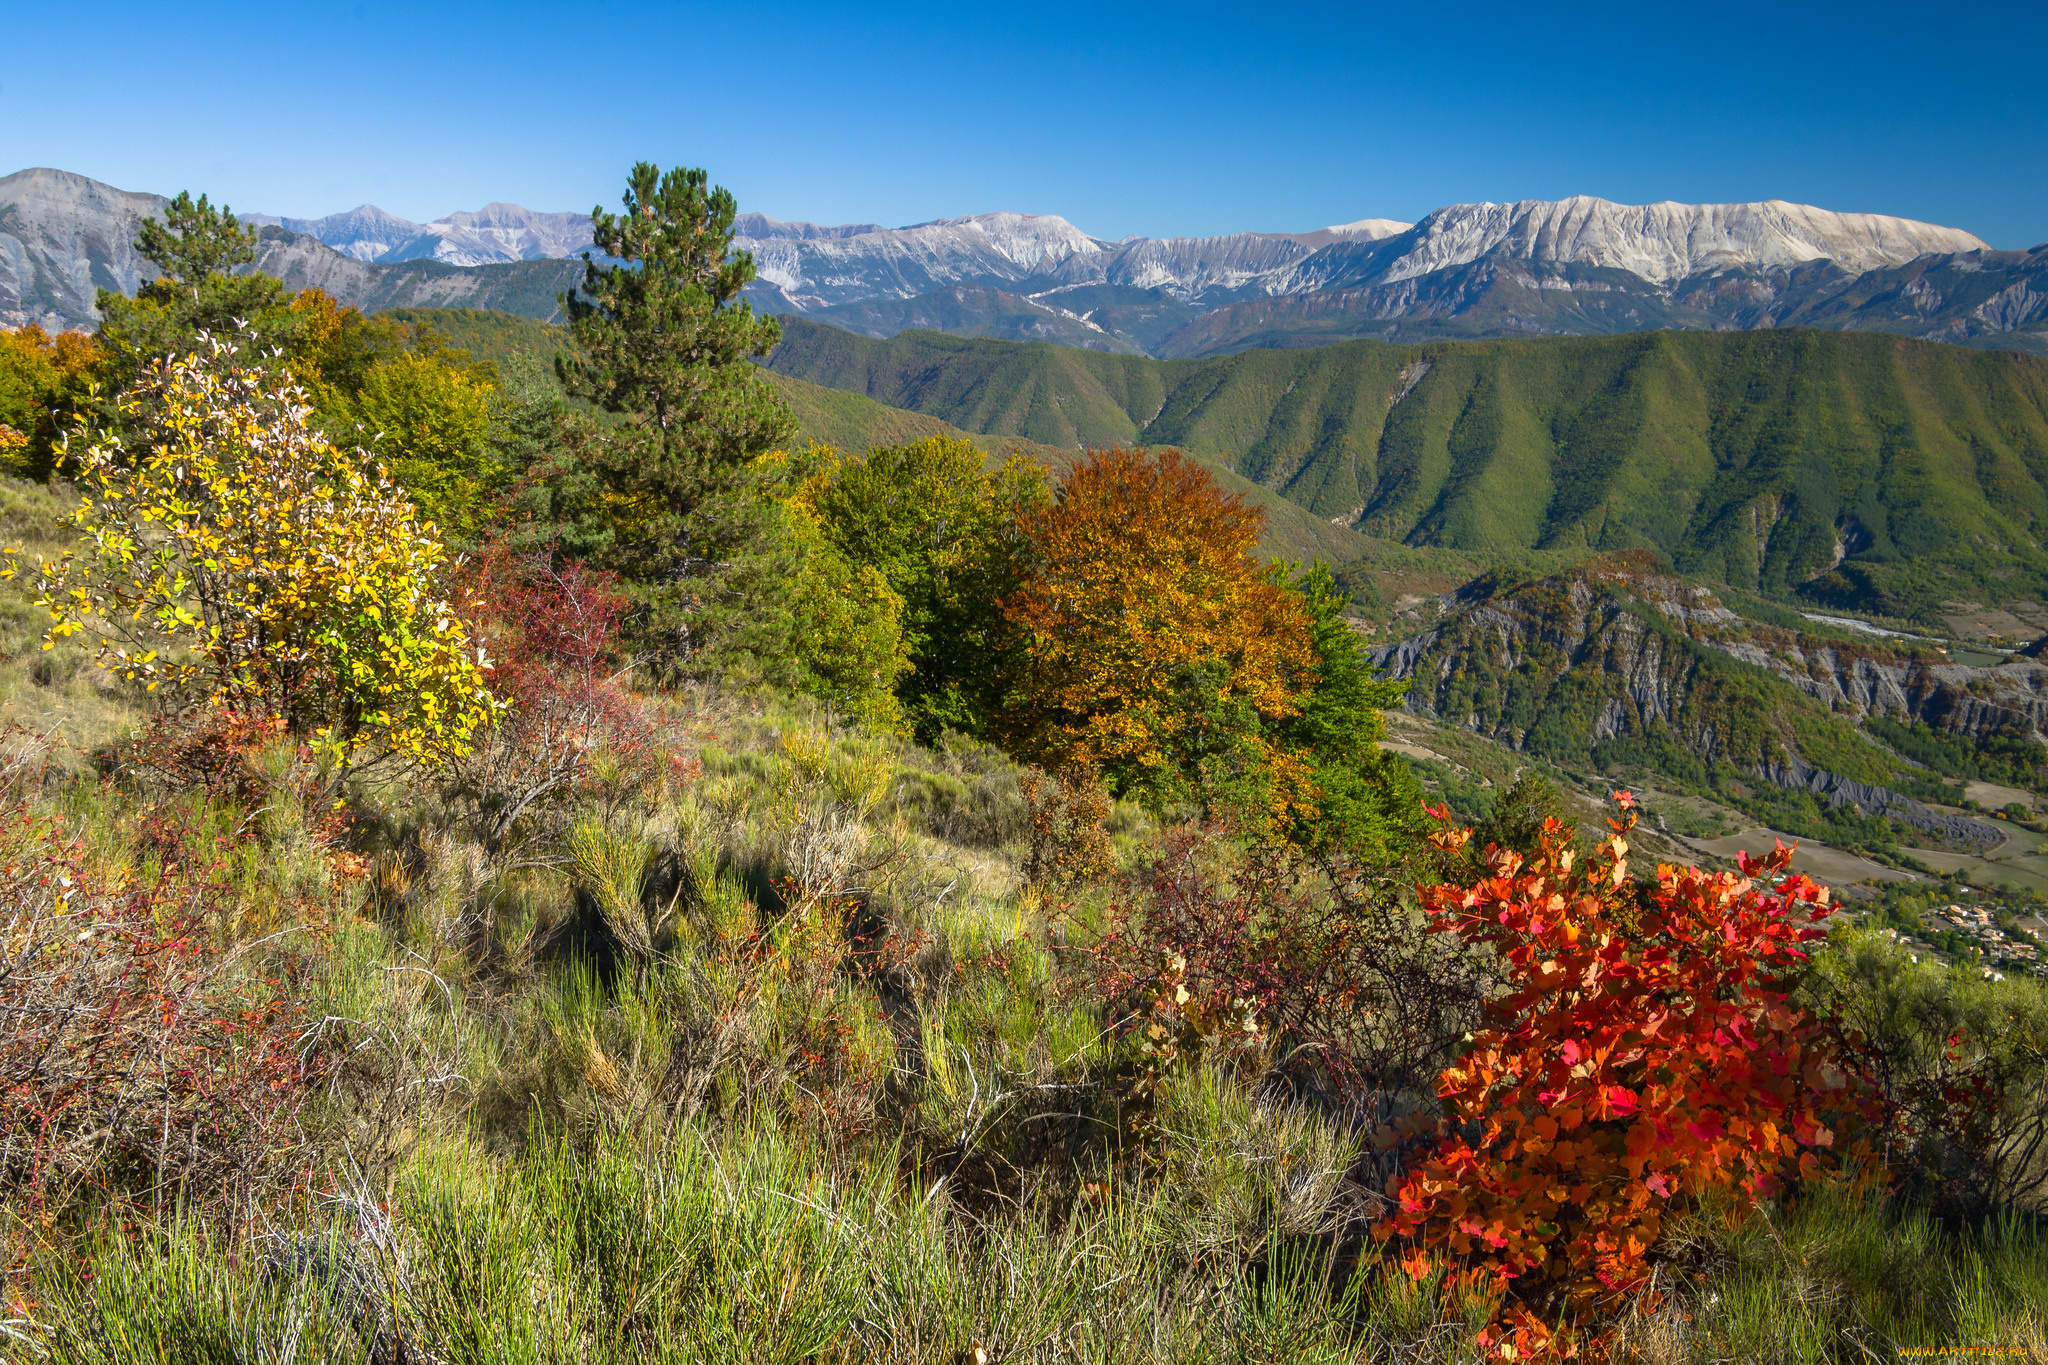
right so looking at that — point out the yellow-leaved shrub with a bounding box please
[5,329,502,766]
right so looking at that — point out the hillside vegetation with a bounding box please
[372,306,1397,572]
[1365,557,2048,851]
[6,165,2047,1364]
[766,321,2048,621]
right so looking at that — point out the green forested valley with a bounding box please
[765,320,2048,619]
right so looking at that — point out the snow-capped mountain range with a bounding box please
[1,167,2039,359]
[238,189,1982,312]
[242,202,595,267]
[726,198,1987,312]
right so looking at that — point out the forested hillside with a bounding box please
[368,305,1398,572]
[765,320,2048,619]
[1366,556,2048,843]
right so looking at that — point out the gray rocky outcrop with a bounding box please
[1369,570,2046,836]
[1759,754,2003,849]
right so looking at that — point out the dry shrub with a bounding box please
[446,548,686,866]
[1021,765,1112,893]
[1091,823,1491,1126]
[96,709,295,804]
[893,733,1025,850]
[0,787,327,1247]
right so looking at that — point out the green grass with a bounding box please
[7,668,2046,1360]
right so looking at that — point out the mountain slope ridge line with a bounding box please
[8,167,2039,357]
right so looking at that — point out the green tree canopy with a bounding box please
[96,190,295,375]
[134,191,257,285]
[1473,770,1572,857]
[1277,562,1426,859]
[558,162,797,670]
[783,500,910,728]
[800,436,1045,740]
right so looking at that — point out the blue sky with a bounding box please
[5,0,2045,246]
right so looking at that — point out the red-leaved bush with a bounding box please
[1374,799,1883,1354]
[448,547,680,862]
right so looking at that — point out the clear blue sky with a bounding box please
[5,0,2044,247]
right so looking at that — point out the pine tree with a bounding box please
[133,190,258,284]
[1277,562,1426,859]
[96,191,294,374]
[558,163,797,670]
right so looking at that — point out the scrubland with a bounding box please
[1,550,2043,1362]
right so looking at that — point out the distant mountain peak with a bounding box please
[1322,217,1412,239]
[329,204,410,224]
[1384,196,1991,286]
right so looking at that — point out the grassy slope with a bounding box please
[0,480,138,760]
[378,305,573,373]
[18,676,2040,1359]
[765,321,2048,618]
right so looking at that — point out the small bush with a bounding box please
[1021,765,1112,893]
[445,548,680,865]
[1805,931,2048,1220]
[1092,824,1491,1121]
[8,330,500,767]
[1377,800,1885,1348]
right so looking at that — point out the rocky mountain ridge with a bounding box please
[1368,565,2042,846]
[1346,198,1985,288]
[0,169,168,331]
[1375,571,2048,744]
[243,201,594,266]
[10,166,2036,357]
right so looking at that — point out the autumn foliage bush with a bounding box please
[0,324,104,480]
[1375,800,1884,1353]
[1021,765,1113,894]
[5,330,500,768]
[446,546,674,863]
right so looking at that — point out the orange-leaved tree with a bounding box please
[0,324,106,479]
[999,447,1314,817]
[1375,798,1883,1351]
